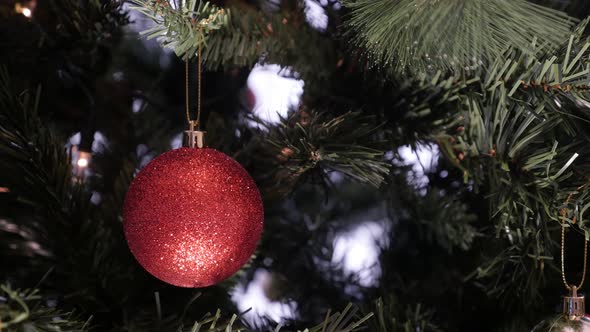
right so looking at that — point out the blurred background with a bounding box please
[2,1,590,331]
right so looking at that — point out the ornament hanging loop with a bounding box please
[559,183,590,321]
[185,120,206,148]
[563,285,585,320]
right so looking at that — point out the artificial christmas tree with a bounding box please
[2,0,590,331]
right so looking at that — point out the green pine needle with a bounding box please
[344,0,577,75]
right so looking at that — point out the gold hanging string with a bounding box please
[197,25,202,130]
[185,27,203,130]
[183,8,224,148]
[183,8,224,131]
[185,53,191,125]
[561,183,590,291]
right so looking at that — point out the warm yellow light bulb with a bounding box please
[77,157,89,168]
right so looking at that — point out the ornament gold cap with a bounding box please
[184,121,206,148]
[563,285,585,320]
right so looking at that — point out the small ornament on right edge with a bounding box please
[532,286,590,332]
[532,186,590,332]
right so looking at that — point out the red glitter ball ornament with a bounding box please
[123,147,264,287]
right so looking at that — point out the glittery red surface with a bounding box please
[123,148,264,287]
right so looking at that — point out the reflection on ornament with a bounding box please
[533,287,589,331]
[532,315,590,332]
[123,147,264,287]
[564,286,586,321]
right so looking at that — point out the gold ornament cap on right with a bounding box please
[564,285,586,321]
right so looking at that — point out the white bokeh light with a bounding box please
[395,143,439,194]
[77,157,89,168]
[247,64,304,126]
[132,98,143,113]
[231,269,297,326]
[332,220,389,288]
[170,132,183,149]
[304,0,328,31]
